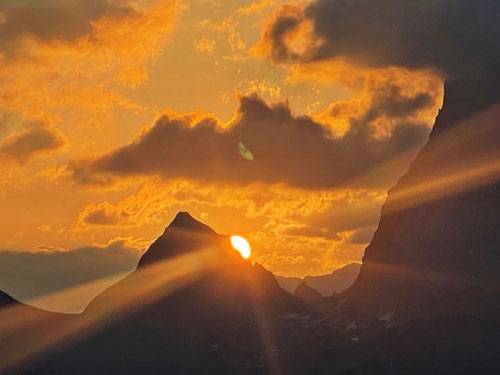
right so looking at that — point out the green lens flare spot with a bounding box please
[238,141,254,160]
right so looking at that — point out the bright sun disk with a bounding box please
[230,236,251,259]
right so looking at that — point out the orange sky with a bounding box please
[0,0,444,285]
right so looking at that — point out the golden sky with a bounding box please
[0,0,444,292]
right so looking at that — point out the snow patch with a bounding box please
[379,311,395,326]
[345,322,358,332]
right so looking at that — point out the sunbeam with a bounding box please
[0,247,221,373]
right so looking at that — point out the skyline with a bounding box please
[1,1,499,373]
[0,0,448,313]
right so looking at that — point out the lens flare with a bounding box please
[230,236,251,259]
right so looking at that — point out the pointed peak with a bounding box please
[138,212,218,269]
[0,290,19,308]
[167,211,214,233]
[176,211,194,218]
[171,211,195,224]
[295,282,322,301]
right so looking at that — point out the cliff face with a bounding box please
[340,78,500,323]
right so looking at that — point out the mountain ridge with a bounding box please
[8,212,319,375]
[335,77,500,324]
[275,263,361,296]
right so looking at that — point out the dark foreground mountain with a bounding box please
[5,212,328,375]
[333,77,500,326]
[0,291,18,308]
[288,77,500,374]
[3,201,500,374]
[314,308,500,375]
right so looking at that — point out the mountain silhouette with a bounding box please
[8,212,319,374]
[0,291,18,308]
[336,77,500,324]
[294,282,323,302]
[275,263,361,296]
[137,212,218,268]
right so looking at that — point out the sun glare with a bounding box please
[230,236,251,259]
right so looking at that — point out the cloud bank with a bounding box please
[0,240,142,313]
[258,0,500,79]
[71,92,434,189]
[0,122,65,163]
[0,0,136,57]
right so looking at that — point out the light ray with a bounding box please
[348,102,500,215]
[0,247,221,373]
[246,268,283,375]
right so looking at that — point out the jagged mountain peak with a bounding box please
[339,78,500,323]
[295,282,323,301]
[0,290,19,308]
[168,211,215,233]
[137,212,220,268]
[136,212,283,293]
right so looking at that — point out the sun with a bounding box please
[230,236,251,259]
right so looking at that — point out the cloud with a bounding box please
[252,4,312,63]
[0,122,65,163]
[74,179,347,230]
[0,0,181,123]
[0,0,136,57]
[75,189,170,230]
[70,92,434,189]
[284,190,385,241]
[257,0,500,79]
[0,239,143,313]
[253,232,362,277]
[194,37,216,53]
[71,178,381,276]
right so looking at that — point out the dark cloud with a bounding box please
[0,241,142,313]
[359,84,434,124]
[284,193,381,241]
[0,0,136,56]
[264,0,500,79]
[70,93,432,189]
[83,209,120,226]
[258,5,305,63]
[0,122,65,163]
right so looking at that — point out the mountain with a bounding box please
[137,211,219,268]
[294,282,323,302]
[335,77,500,325]
[313,308,500,375]
[10,212,322,375]
[0,291,76,375]
[304,263,361,297]
[275,263,361,296]
[0,291,19,308]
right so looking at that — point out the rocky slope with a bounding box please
[336,77,500,324]
[0,291,19,308]
[10,212,322,375]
